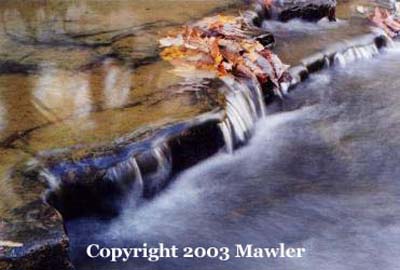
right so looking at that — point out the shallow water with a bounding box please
[0,0,242,154]
[0,0,377,153]
[263,0,393,66]
[67,43,400,270]
[265,17,373,65]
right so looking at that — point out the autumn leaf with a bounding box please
[159,13,289,88]
[369,7,400,37]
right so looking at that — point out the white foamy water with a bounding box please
[219,76,266,151]
[333,43,380,66]
[262,18,347,33]
[105,156,143,203]
[67,37,400,270]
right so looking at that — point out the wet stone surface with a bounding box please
[267,0,337,22]
[0,0,244,153]
[0,1,245,269]
[0,0,244,69]
[0,149,70,270]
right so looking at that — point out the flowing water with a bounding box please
[219,76,267,152]
[66,33,400,270]
[2,0,400,269]
[264,17,375,65]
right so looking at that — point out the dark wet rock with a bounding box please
[255,0,337,22]
[0,61,37,74]
[374,35,389,49]
[0,202,72,270]
[33,71,279,219]
[0,162,72,270]
[255,32,276,47]
[287,64,308,86]
[42,109,225,218]
[276,0,337,22]
[300,52,327,73]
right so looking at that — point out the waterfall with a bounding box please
[333,43,380,66]
[40,168,61,201]
[145,143,172,193]
[103,143,173,198]
[131,158,144,201]
[105,156,144,199]
[219,75,266,151]
[218,120,234,153]
[152,144,172,180]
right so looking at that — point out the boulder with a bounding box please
[258,0,337,22]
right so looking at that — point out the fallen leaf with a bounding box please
[159,12,289,92]
[369,7,400,37]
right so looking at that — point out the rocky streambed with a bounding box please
[0,0,398,269]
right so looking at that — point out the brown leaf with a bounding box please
[159,13,289,91]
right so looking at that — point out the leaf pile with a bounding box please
[159,14,289,91]
[369,7,400,37]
